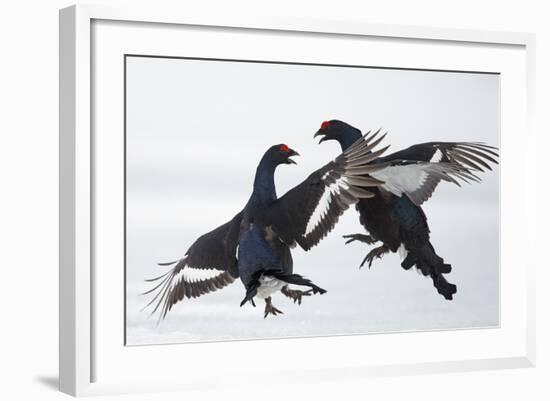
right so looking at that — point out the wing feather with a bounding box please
[374,141,499,205]
[370,161,483,205]
[143,211,243,320]
[265,132,389,251]
[379,142,498,168]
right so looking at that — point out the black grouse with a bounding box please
[144,135,394,319]
[314,119,499,300]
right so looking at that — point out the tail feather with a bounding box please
[240,273,261,307]
[270,271,327,295]
[240,270,326,307]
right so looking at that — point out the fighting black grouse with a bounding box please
[314,119,499,300]
[144,135,395,319]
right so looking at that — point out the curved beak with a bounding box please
[287,149,300,165]
[314,129,328,144]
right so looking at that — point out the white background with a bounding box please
[0,0,547,400]
[125,57,499,344]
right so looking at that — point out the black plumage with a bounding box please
[315,120,499,299]
[144,134,389,319]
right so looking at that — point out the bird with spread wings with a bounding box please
[314,119,499,299]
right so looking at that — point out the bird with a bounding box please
[314,119,499,300]
[143,134,393,319]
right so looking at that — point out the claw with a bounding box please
[343,233,377,245]
[264,297,284,318]
[359,254,369,269]
[359,245,389,269]
[281,286,313,305]
[264,305,283,318]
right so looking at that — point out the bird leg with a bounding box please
[281,285,312,305]
[343,233,378,245]
[264,297,284,318]
[360,244,390,269]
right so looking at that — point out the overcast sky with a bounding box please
[125,56,499,345]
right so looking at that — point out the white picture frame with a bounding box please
[59,4,536,397]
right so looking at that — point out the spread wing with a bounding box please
[143,211,243,320]
[379,142,499,168]
[266,132,390,251]
[374,142,499,204]
[369,161,479,205]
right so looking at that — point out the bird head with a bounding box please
[266,144,300,166]
[314,120,363,151]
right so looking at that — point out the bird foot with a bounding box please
[281,285,312,305]
[264,297,284,318]
[343,233,378,245]
[360,245,389,269]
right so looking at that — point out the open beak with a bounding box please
[287,149,300,165]
[314,129,328,144]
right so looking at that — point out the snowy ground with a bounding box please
[126,201,499,345]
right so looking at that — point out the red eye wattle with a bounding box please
[280,144,290,152]
[321,121,331,130]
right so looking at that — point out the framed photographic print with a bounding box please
[59,4,536,396]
